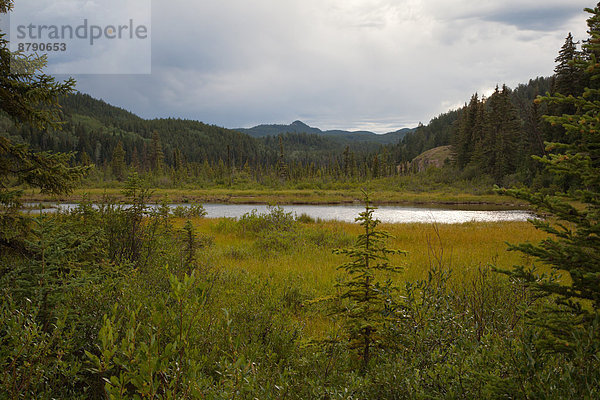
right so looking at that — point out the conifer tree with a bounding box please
[481,86,521,181]
[111,141,126,181]
[0,0,85,250]
[453,94,479,169]
[0,1,75,128]
[150,131,164,172]
[371,154,380,178]
[499,4,600,353]
[580,3,600,90]
[80,151,92,167]
[180,220,198,274]
[130,146,141,172]
[343,145,351,177]
[547,33,586,144]
[326,191,405,371]
[554,33,584,98]
[276,136,288,182]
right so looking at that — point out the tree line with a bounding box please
[0,30,592,189]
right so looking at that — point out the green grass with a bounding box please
[6,199,593,398]
[21,187,526,206]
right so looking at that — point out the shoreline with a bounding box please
[19,187,529,208]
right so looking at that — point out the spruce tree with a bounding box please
[111,141,126,181]
[554,33,584,98]
[150,131,164,172]
[343,145,351,177]
[0,1,75,128]
[326,191,405,371]
[547,33,586,144]
[0,0,85,250]
[276,135,288,182]
[482,86,522,182]
[499,4,600,353]
[453,94,479,169]
[580,2,600,90]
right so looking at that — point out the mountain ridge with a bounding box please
[235,121,414,145]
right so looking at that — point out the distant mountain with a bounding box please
[236,121,413,145]
[238,120,321,137]
[2,93,408,171]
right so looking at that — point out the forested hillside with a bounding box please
[0,27,587,189]
[0,73,558,189]
[2,0,600,398]
[389,77,554,184]
[1,92,405,184]
[237,119,411,145]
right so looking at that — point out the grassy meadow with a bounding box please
[19,171,528,206]
[185,217,548,291]
[3,193,597,398]
[172,215,551,339]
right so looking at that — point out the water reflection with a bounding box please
[23,202,534,224]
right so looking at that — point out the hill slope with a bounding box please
[236,120,412,145]
[1,93,400,170]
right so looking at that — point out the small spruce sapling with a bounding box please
[328,190,406,371]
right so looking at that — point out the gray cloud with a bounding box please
[482,6,588,32]
[60,0,594,132]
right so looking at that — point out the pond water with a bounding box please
[23,202,534,224]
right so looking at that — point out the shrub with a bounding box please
[296,212,315,223]
[238,205,295,235]
[171,203,207,219]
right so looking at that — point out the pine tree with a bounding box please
[343,146,351,177]
[480,86,522,182]
[547,33,586,144]
[0,0,85,250]
[0,1,75,128]
[276,136,288,182]
[94,141,102,165]
[130,146,141,172]
[371,154,379,178]
[520,94,547,181]
[80,151,92,167]
[453,95,480,169]
[180,220,198,275]
[554,33,584,97]
[580,3,600,90]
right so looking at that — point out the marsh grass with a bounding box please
[169,215,551,341]
[170,211,556,358]
[5,196,593,399]
[182,217,549,289]
[22,186,524,206]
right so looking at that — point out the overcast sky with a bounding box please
[15,0,595,132]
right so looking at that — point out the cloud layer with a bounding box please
[16,0,592,132]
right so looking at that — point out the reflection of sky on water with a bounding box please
[24,203,534,224]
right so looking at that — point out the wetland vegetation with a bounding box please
[1,0,600,398]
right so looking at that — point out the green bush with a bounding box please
[296,212,316,223]
[238,205,295,235]
[171,203,207,219]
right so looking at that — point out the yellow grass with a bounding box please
[22,187,525,207]
[182,218,549,292]
[175,217,557,337]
